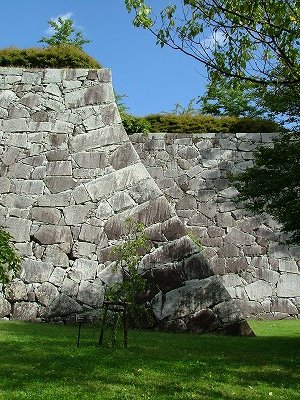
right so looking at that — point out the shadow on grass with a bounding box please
[0,321,299,399]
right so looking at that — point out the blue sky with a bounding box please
[0,0,207,116]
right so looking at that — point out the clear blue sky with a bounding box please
[0,0,207,116]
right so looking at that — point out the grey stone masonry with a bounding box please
[0,67,252,335]
[131,132,300,319]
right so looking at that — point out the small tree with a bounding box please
[0,227,21,286]
[106,218,151,325]
[39,17,90,49]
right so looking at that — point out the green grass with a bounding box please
[0,320,299,399]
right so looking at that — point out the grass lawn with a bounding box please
[0,319,299,400]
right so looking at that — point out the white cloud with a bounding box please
[46,12,73,34]
[202,30,226,49]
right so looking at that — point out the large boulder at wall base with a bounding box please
[43,294,83,319]
[141,236,254,336]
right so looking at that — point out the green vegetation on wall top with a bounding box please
[124,113,284,134]
[0,46,101,69]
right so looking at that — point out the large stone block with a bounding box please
[245,280,273,301]
[277,274,300,297]
[44,176,76,193]
[21,259,54,283]
[69,258,98,281]
[42,245,69,269]
[35,282,59,306]
[37,192,72,207]
[0,295,11,317]
[12,302,38,321]
[152,276,231,320]
[46,161,72,176]
[43,294,83,318]
[73,151,106,169]
[63,205,94,225]
[4,217,32,242]
[6,280,28,301]
[33,226,73,245]
[30,207,61,225]
[65,84,114,108]
[109,142,139,171]
[77,281,104,307]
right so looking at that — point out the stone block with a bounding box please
[85,172,118,201]
[6,279,28,301]
[7,163,33,179]
[65,84,114,108]
[42,245,69,269]
[0,89,19,107]
[73,151,106,169]
[151,265,185,293]
[61,278,79,297]
[152,276,231,321]
[130,179,163,205]
[69,258,98,281]
[0,177,10,193]
[37,192,72,207]
[49,267,66,286]
[254,268,280,285]
[74,241,96,259]
[31,207,61,225]
[226,257,249,273]
[224,228,255,245]
[63,205,94,225]
[161,217,187,240]
[176,194,197,210]
[277,273,300,297]
[97,262,123,287]
[2,146,21,166]
[72,185,90,204]
[271,298,298,315]
[43,294,83,318]
[82,114,104,131]
[216,212,236,228]
[245,280,273,301]
[79,224,107,246]
[278,259,298,273]
[4,217,32,242]
[213,299,244,325]
[43,69,63,83]
[77,281,104,307]
[44,176,76,193]
[46,161,72,176]
[14,180,45,195]
[35,282,59,306]
[3,118,29,132]
[181,253,214,280]
[12,302,38,321]
[21,259,54,283]
[0,295,11,317]
[33,226,73,245]
[108,192,136,212]
[110,142,139,171]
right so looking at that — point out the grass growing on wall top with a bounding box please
[140,114,284,134]
[0,320,299,399]
[0,46,101,69]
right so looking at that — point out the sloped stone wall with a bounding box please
[131,133,300,319]
[0,67,253,335]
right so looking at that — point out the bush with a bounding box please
[122,114,151,134]
[0,227,21,286]
[0,46,101,69]
[142,114,283,134]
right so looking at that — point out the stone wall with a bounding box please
[0,67,252,335]
[131,133,300,319]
